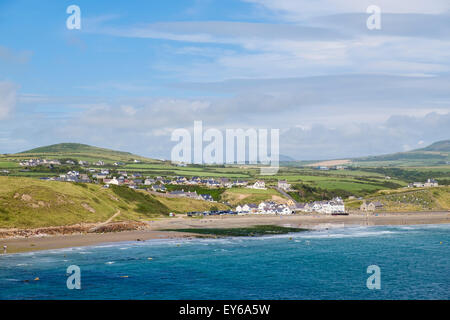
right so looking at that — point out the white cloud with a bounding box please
[0,46,33,64]
[88,16,450,80]
[281,112,450,159]
[244,0,450,19]
[0,82,18,120]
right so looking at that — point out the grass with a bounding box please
[0,177,212,228]
[0,161,19,169]
[156,196,229,213]
[0,177,128,228]
[164,225,308,237]
[345,186,450,212]
[3,143,161,164]
[165,185,226,201]
[221,187,288,206]
[110,185,170,216]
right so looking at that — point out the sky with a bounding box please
[0,0,449,160]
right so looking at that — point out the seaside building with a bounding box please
[295,197,346,214]
[360,201,383,212]
[236,201,292,215]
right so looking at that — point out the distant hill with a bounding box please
[22,143,133,155]
[353,140,450,167]
[416,140,450,152]
[11,143,160,163]
[283,140,450,167]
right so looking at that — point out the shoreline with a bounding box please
[1,211,449,254]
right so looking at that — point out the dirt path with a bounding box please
[89,210,121,232]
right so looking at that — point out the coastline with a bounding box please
[1,211,449,254]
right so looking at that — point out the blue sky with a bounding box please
[0,0,449,160]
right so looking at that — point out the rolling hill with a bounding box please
[0,176,224,229]
[353,140,450,167]
[416,140,450,152]
[7,143,160,163]
[280,140,450,168]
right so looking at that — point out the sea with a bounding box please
[0,224,449,300]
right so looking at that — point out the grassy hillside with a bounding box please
[353,140,450,167]
[417,140,450,152]
[0,177,168,228]
[156,196,229,213]
[0,177,222,228]
[5,143,160,163]
[346,186,450,212]
[221,187,288,206]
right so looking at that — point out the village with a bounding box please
[12,157,443,216]
[13,158,356,216]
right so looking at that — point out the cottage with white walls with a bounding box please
[237,201,292,215]
[295,197,345,214]
[277,180,291,191]
[248,180,266,189]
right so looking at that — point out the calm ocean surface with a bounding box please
[0,224,449,300]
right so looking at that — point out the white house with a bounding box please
[249,180,266,189]
[275,205,292,215]
[409,179,439,188]
[277,180,291,191]
[301,197,345,214]
[103,177,119,186]
[238,201,292,215]
[235,204,258,214]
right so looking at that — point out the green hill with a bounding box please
[0,176,168,228]
[0,177,223,229]
[22,143,133,156]
[346,186,450,212]
[353,140,450,167]
[9,143,160,163]
[417,140,450,152]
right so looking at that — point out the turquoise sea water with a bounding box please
[0,224,449,300]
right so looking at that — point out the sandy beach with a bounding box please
[1,211,449,254]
